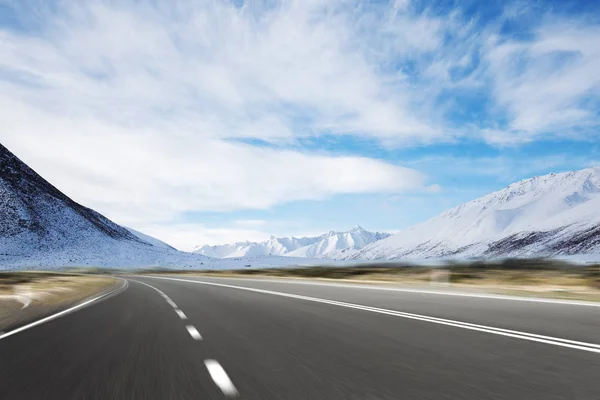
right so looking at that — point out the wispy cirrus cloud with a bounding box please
[1,1,436,230]
[0,0,448,144]
[483,19,600,143]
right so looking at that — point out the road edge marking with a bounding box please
[0,277,128,341]
[186,276,600,308]
[144,275,600,355]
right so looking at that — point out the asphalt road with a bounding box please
[2,275,600,399]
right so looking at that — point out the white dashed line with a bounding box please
[186,325,202,340]
[205,360,238,397]
[166,299,178,308]
[130,280,200,340]
[175,309,188,320]
[129,279,179,308]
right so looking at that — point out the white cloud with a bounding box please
[132,222,272,251]
[0,0,448,145]
[1,97,427,226]
[0,0,440,241]
[483,19,600,141]
[235,220,268,227]
[393,0,410,12]
[481,129,533,147]
[1,1,598,149]
[406,153,600,184]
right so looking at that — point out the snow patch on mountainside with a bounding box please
[193,226,391,259]
[125,227,176,250]
[350,167,600,260]
[286,226,391,258]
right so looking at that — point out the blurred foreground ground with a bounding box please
[3,270,600,399]
[0,272,117,332]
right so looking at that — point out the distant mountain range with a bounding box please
[345,167,600,260]
[3,141,600,268]
[0,143,210,269]
[193,226,391,259]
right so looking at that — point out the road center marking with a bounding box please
[205,359,239,397]
[166,299,178,308]
[129,279,179,308]
[144,275,600,355]
[186,325,202,340]
[175,309,188,320]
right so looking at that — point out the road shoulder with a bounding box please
[0,272,120,333]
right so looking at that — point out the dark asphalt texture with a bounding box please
[1,275,600,399]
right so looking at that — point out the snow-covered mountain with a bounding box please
[193,226,391,259]
[193,236,317,258]
[0,143,211,269]
[286,227,391,258]
[348,167,600,260]
[125,227,176,250]
[8,138,598,268]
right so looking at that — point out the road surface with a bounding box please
[2,275,600,399]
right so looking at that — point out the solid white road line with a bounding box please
[144,275,600,355]
[175,309,188,320]
[205,359,239,397]
[186,325,202,340]
[0,278,128,341]
[187,276,600,308]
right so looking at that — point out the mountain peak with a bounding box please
[0,143,139,242]
[1,143,211,268]
[349,166,600,261]
[193,227,391,259]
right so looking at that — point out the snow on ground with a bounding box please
[193,226,390,259]
[350,167,600,260]
[0,245,355,271]
[125,227,176,250]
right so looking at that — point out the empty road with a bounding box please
[2,275,600,399]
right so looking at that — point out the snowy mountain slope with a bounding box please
[193,242,244,258]
[350,167,600,260]
[0,143,348,270]
[193,236,307,258]
[193,235,322,258]
[0,143,212,269]
[193,226,391,259]
[286,226,391,258]
[125,227,176,250]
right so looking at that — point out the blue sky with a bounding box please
[1,0,600,249]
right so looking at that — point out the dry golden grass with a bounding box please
[0,272,117,331]
[145,263,600,302]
